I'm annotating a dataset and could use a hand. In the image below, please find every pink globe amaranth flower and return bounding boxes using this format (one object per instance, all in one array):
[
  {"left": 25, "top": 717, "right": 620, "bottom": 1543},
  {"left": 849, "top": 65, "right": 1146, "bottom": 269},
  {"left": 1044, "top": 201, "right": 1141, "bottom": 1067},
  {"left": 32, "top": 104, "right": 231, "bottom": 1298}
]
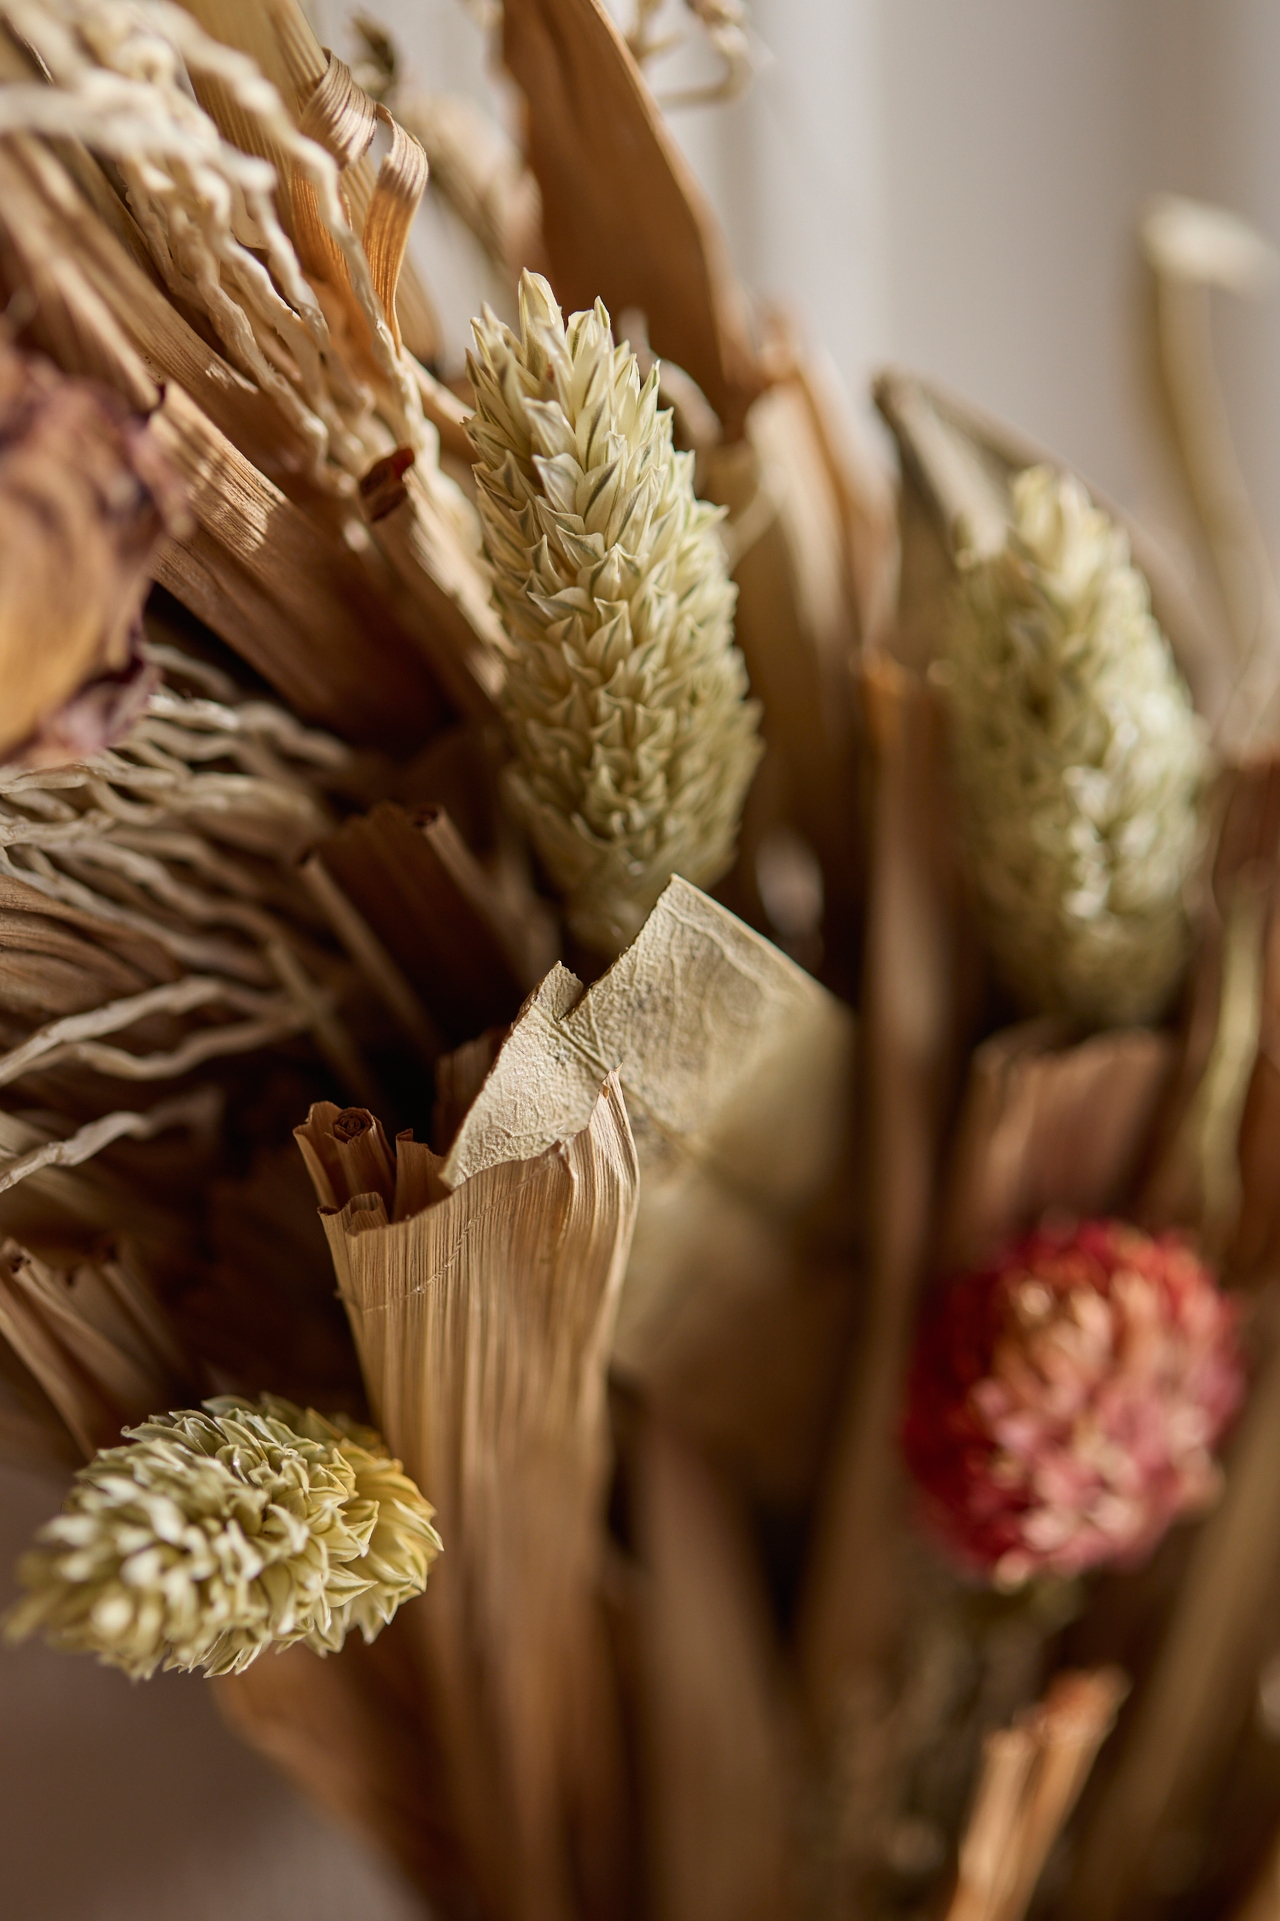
[{"left": 902, "top": 1219, "right": 1244, "bottom": 1589}]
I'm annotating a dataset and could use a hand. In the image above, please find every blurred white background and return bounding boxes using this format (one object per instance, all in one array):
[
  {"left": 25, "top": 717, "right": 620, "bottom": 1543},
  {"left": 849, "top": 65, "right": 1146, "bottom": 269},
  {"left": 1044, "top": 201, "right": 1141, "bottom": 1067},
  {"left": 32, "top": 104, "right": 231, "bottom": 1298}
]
[{"left": 3, "top": 2, "right": 1280, "bottom": 1914}]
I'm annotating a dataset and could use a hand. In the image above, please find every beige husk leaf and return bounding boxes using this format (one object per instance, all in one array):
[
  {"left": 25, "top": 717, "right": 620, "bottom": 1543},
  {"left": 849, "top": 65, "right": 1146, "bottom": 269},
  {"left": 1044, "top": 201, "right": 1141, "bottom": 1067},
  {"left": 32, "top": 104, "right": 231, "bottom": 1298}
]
[
  {"left": 295, "top": 1080, "right": 638, "bottom": 1921},
  {"left": 444, "top": 876, "right": 856, "bottom": 1499}
]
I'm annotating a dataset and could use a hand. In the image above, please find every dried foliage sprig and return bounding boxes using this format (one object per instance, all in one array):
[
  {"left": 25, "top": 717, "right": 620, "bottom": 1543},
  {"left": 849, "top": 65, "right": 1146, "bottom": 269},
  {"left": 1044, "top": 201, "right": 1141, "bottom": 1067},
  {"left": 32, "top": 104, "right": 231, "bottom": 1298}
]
[
  {"left": 946, "top": 464, "right": 1207, "bottom": 1026},
  {"left": 468, "top": 270, "right": 762, "bottom": 950},
  {"left": 4, "top": 1395, "right": 439, "bottom": 1677}
]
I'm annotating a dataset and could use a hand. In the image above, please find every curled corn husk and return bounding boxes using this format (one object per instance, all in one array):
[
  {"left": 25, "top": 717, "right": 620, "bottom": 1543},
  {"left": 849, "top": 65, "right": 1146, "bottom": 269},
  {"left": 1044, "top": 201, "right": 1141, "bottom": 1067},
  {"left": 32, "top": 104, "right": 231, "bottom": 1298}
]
[
  {"left": 946, "top": 464, "right": 1207, "bottom": 1025},
  {"left": 4, "top": 1395, "right": 439, "bottom": 1677},
  {"left": 468, "top": 269, "right": 762, "bottom": 951}
]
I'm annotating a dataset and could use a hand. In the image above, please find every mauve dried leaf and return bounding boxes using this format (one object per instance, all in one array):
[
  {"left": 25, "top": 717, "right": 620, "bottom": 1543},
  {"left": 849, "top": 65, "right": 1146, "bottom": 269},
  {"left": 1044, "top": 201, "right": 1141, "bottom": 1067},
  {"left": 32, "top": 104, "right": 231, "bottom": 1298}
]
[{"left": 0, "top": 337, "right": 185, "bottom": 767}]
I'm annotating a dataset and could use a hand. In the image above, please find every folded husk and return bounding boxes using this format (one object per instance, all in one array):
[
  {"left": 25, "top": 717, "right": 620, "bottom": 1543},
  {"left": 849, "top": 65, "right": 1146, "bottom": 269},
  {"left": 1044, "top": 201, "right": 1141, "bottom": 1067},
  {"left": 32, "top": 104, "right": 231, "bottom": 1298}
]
[
  {"left": 444, "top": 877, "right": 857, "bottom": 1501},
  {"left": 297, "top": 1080, "right": 638, "bottom": 1921}
]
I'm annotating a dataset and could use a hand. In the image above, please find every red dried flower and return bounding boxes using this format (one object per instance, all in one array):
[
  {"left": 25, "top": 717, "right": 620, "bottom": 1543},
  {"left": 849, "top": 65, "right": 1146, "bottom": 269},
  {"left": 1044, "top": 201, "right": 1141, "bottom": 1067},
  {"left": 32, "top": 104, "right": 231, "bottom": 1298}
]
[{"left": 902, "top": 1219, "right": 1244, "bottom": 1588}]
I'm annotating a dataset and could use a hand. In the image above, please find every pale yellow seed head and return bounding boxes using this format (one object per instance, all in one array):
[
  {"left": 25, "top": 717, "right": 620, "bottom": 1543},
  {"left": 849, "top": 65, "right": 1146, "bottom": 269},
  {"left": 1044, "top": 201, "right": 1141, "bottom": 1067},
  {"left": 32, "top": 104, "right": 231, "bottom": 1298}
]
[
  {"left": 468, "top": 270, "right": 762, "bottom": 953},
  {"left": 4, "top": 1397, "right": 440, "bottom": 1678},
  {"left": 946, "top": 464, "right": 1207, "bottom": 1026}
]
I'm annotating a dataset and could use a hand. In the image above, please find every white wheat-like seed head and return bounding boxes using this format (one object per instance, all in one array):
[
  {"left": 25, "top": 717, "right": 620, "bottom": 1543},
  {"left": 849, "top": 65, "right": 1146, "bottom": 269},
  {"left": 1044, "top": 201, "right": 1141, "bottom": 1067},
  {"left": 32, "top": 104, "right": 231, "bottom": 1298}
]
[
  {"left": 467, "top": 270, "right": 762, "bottom": 953},
  {"left": 4, "top": 1396, "right": 440, "bottom": 1677},
  {"left": 946, "top": 463, "right": 1208, "bottom": 1026}
]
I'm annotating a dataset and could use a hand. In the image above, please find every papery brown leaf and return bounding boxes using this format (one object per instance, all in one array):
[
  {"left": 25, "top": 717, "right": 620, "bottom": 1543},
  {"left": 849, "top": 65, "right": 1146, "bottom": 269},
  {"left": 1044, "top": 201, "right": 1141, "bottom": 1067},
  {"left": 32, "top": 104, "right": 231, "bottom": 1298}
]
[
  {"left": 297, "top": 1078, "right": 638, "bottom": 1921},
  {"left": 936, "top": 1020, "right": 1176, "bottom": 1274},
  {"left": 444, "top": 878, "right": 857, "bottom": 1503},
  {"left": 502, "top": 0, "right": 762, "bottom": 440}
]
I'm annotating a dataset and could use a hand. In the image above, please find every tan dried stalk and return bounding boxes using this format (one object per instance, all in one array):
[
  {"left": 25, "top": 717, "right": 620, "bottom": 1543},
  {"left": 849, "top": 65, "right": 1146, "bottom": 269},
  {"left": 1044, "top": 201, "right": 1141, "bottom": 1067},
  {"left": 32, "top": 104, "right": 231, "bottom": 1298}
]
[
  {"left": 296, "top": 1084, "right": 638, "bottom": 1921},
  {"left": 946, "top": 1669, "right": 1127, "bottom": 1921},
  {"left": 625, "top": 1406, "right": 799, "bottom": 1921}
]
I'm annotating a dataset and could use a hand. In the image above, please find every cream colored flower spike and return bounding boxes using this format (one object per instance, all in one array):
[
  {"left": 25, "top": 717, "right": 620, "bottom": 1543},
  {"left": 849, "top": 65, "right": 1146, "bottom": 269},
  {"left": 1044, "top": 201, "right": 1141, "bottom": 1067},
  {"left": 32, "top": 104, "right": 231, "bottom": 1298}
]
[
  {"left": 468, "top": 270, "right": 762, "bottom": 953},
  {"left": 4, "top": 1397, "right": 440, "bottom": 1678},
  {"left": 947, "top": 464, "right": 1207, "bottom": 1026}
]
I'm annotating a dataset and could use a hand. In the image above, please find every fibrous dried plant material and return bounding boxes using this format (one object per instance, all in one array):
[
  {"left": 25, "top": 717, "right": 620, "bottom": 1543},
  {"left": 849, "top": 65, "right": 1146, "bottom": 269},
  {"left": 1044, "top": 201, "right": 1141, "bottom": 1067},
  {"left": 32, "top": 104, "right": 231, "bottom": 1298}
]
[
  {"left": 444, "top": 878, "right": 856, "bottom": 1499},
  {"left": 0, "top": 131, "right": 444, "bottom": 747},
  {"left": 0, "top": 669, "right": 382, "bottom": 1111},
  {"left": 903, "top": 1220, "right": 1243, "bottom": 1589},
  {"left": 625, "top": 1407, "right": 798, "bottom": 1921},
  {"left": 309, "top": 800, "right": 542, "bottom": 1052},
  {"left": 5, "top": 1396, "right": 440, "bottom": 1677},
  {"left": 0, "top": 1, "right": 506, "bottom": 743},
  {"left": 0, "top": 1235, "right": 192, "bottom": 1459},
  {"left": 946, "top": 464, "right": 1207, "bottom": 1027},
  {"left": 502, "top": 0, "right": 763, "bottom": 441},
  {"left": 798, "top": 662, "right": 974, "bottom": 1762},
  {"left": 946, "top": 1668, "right": 1127, "bottom": 1921},
  {"left": 936, "top": 1020, "right": 1177, "bottom": 1274},
  {"left": 1069, "top": 1310, "right": 1280, "bottom": 1921},
  {"left": 0, "top": 338, "right": 185, "bottom": 767},
  {"left": 1140, "top": 196, "right": 1280, "bottom": 750},
  {"left": 297, "top": 1082, "right": 638, "bottom": 1921},
  {"left": 469, "top": 272, "right": 762, "bottom": 951}
]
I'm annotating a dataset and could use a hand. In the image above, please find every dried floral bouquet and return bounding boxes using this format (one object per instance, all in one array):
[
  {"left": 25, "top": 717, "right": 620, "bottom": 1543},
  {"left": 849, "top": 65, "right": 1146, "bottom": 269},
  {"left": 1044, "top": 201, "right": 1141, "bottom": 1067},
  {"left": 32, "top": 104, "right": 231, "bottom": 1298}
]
[{"left": 0, "top": 3, "right": 1278, "bottom": 1920}]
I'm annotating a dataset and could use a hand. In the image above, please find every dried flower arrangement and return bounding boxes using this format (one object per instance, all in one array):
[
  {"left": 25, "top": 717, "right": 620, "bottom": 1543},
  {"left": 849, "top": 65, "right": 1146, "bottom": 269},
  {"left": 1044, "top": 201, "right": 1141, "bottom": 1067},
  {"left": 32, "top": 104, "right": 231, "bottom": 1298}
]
[{"left": 0, "top": 3, "right": 1277, "bottom": 1921}]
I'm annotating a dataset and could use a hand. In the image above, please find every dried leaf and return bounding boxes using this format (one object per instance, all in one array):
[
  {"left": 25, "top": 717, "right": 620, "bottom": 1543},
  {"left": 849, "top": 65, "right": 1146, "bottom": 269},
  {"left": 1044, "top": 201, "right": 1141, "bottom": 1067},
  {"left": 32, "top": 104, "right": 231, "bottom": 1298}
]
[
  {"left": 297, "top": 1079, "right": 638, "bottom": 1921},
  {"left": 502, "top": 0, "right": 762, "bottom": 439},
  {"left": 936, "top": 1021, "right": 1177, "bottom": 1274},
  {"left": 444, "top": 877, "right": 856, "bottom": 1496}
]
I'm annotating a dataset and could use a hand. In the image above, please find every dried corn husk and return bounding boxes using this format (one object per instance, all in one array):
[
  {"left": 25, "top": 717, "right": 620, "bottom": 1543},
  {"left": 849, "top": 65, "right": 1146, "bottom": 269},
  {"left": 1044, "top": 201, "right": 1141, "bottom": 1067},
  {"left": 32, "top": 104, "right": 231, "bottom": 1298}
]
[
  {"left": 296, "top": 1081, "right": 638, "bottom": 1921},
  {"left": 444, "top": 876, "right": 856, "bottom": 1500}
]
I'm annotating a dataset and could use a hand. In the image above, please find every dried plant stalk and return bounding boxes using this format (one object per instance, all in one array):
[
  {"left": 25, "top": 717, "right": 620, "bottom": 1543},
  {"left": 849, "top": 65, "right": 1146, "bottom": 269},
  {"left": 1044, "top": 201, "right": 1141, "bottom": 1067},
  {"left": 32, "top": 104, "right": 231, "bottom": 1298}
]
[
  {"left": 297, "top": 1082, "right": 638, "bottom": 1921},
  {"left": 445, "top": 877, "right": 856, "bottom": 1496},
  {"left": 0, "top": 131, "right": 444, "bottom": 747},
  {"left": 946, "top": 1669, "right": 1127, "bottom": 1921},
  {"left": 625, "top": 1406, "right": 799, "bottom": 1921},
  {"left": 798, "top": 660, "right": 975, "bottom": 1751}
]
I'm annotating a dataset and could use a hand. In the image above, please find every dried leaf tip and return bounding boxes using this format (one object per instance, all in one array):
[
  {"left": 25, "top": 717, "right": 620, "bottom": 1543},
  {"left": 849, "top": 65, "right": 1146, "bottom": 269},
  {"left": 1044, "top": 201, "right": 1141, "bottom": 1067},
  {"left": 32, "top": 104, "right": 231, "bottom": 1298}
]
[
  {"left": 4, "top": 1397, "right": 440, "bottom": 1679},
  {"left": 946, "top": 464, "right": 1207, "bottom": 1026},
  {"left": 467, "top": 270, "right": 763, "bottom": 953}
]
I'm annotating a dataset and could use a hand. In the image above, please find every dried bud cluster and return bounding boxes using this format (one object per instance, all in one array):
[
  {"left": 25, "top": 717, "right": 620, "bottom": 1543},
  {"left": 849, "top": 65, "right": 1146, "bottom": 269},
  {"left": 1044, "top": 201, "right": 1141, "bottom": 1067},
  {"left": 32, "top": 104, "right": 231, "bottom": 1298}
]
[
  {"left": 946, "top": 464, "right": 1206, "bottom": 1026},
  {"left": 903, "top": 1220, "right": 1243, "bottom": 1589},
  {"left": 5, "top": 1398, "right": 440, "bottom": 1677},
  {"left": 468, "top": 271, "right": 762, "bottom": 952}
]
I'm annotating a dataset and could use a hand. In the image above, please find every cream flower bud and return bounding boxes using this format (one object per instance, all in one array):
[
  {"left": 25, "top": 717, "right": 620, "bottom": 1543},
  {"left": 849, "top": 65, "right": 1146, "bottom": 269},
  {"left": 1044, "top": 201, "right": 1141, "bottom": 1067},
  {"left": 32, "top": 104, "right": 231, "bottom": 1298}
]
[
  {"left": 468, "top": 270, "right": 762, "bottom": 953},
  {"left": 946, "top": 464, "right": 1207, "bottom": 1025},
  {"left": 4, "top": 1397, "right": 440, "bottom": 1678}
]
